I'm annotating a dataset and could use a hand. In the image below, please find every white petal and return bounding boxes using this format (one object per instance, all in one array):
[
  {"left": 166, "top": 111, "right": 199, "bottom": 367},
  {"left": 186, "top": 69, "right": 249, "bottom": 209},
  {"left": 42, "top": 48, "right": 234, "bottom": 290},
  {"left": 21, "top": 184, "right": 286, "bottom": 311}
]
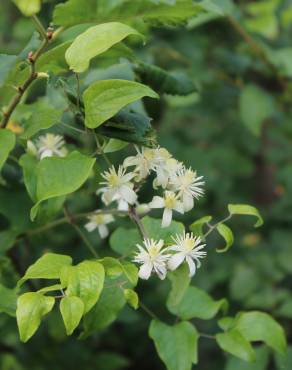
[
  {"left": 138, "top": 262, "right": 153, "bottom": 280},
  {"left": 123, "top": 156, "right": 137, "bottom": 167},
  {"left": 186, "top": 256, "right": 196, "bottom": 277},
  {"left": 118, "top": 199, "right": 129, "bottom": 211},
  {"left": 149, "top": 196, "right": 164, "bottom": 209},
  {"left": 40, "top": 149, "right": 53, "bottom": 159},
  {"left": 85, "top": 221, "right": 97, "bottom": 232},
  {"left": 168, "top": 253, "right": 185, "bottom": 271},
  {"left": 120, "top": 185, "right": 137, "bottom": 204},
  {"left": 98, "top": 225, "right": 109, "bottom": 239},
  {"left": 155, "top": 265, "right": 167, "bottom": 280},
  {"left": 162, "top": 208, "right": 172, "bottom": 228},
  {"left": 183, "top": 193, "right": 194, "bottom": 212},
  {"left": 174, "top": 201, "right": 185, "bottom": 214}
]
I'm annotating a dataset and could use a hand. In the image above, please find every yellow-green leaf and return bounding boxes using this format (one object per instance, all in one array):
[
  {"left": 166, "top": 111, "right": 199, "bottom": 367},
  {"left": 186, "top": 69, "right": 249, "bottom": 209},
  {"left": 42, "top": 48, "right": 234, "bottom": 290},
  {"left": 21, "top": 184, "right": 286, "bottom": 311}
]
[
  {"left": 30, "top": 151, "right": 95, "bottom": 220},
  {"left": 61, "top": 261, "right": 105, "bottom": 314},
  {"left": 16, "top": 292, "right": 54, "bottom": 342},
  {"left": 216, "top": 329, "right": 256, "bottom": 362},
  {"left": 124, "top": 289, "right": 139, "bottom": 309},
  {"left": 13, "top": 0, "right": 41, "bottom": 16},
  {"left": 60, "top": 296, "right": 84, "bottom": 335},
  {"left": 216, "top": 223, "right": 234, "bottom": 253},
  {"left": 65, "top": 22, "right": 143, "bottom": 73},
  {"left": 0, "top": 129, "right": 15, "bottom": 171},
  {"left": 83, "top": 79, "right": 158, "bottom": 128},
  {"left": 228, "top": 204, "right": 264, "bottom": 227}
]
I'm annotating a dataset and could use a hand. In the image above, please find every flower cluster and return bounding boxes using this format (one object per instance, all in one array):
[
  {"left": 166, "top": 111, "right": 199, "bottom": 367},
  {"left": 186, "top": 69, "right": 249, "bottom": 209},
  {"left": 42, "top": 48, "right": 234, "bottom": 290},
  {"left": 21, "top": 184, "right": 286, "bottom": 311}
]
[
  {"left": 95, "top": 146, "right": 204, "bottom": 226},
  {"left": 84, "top": 145, "right": 207, "bottom": 279},
  {"left": 27, "top": 134, "right": 67, "bottom": 160},
  {"left": 134, "top": 232, "right": 206, "bottom": 279}
]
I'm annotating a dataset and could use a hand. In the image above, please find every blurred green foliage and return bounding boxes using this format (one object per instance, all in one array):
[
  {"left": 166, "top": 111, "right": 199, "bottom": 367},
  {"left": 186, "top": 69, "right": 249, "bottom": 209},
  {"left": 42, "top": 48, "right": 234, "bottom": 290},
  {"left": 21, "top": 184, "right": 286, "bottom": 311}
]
[{"left": 1, "top": 0, "right": 292, "bottom": 369}]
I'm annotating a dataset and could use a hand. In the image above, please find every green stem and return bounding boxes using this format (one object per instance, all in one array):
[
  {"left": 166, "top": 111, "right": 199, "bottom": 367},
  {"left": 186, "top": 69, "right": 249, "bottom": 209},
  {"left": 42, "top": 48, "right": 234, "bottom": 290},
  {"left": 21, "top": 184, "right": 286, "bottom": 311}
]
[
  {"left": 24, "top": 209, "right": 126, "bottom": 238},
  {"left": 63, "top": 206, "right": 99, "bottom": 258},
  {"left": 0, "top": 19, "right": 62, "bottom": 128},
  {"left": 94, "top": 133, "right": 112, "bottom": 166},
  {"left": 139, "top": 301, "right": 159, "bottom": 321},
  {"left": 32, "top": 14, "right": 47, "bottom": 39},
  {"left": 203, "top": 214, "right": 232, "bottom": 238}
]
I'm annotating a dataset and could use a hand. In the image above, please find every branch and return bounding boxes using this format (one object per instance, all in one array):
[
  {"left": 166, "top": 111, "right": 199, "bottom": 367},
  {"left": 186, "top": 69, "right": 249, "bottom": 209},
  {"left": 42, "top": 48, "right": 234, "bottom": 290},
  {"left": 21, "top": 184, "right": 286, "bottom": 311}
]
[
  {"left": 128, "top": 206, "right": 148, "bottom": 240},
  {"left": 0, "top": 18, "right": 59, "bottom": 128}
]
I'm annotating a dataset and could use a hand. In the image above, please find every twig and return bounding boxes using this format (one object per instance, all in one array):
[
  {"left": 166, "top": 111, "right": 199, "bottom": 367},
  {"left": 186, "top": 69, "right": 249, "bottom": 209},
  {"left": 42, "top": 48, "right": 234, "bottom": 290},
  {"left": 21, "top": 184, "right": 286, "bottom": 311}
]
[
  {"left": 23, "top": 209, "right": 126, "bottom": 238},
  {"left": 0, "top": 17, "right": 60, "bottom": 128},
  {"left": 139, "top": 301, "right": 159, "bottom": 321},
  {"left": 94, "top": 133, "right": 112, "bottom": 166},
  {"left": 63, "top": 206, "right": 99, "bottom": 258},
  {"left": 128, "top": 206, "right": 148, "bottom": 240},
  {"left": 203, "top": 214, "right": 232, "bottom": 238}
]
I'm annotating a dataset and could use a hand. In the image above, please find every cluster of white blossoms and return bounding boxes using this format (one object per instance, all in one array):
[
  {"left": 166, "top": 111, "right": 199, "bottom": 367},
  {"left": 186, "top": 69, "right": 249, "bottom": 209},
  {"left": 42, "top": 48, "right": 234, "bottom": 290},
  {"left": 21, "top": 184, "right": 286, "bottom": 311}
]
[
  {"left": 134, "top": 232, "right": 206, "bottom": 279},
  {"left": 96, "top": 146, "right": 204, "bottom": 226},
  {"left": 27, "top": 134, "right": 67, "bottom": 160},
  {"left": 84, "top": 145, "right": 207, "bottom": 278}
]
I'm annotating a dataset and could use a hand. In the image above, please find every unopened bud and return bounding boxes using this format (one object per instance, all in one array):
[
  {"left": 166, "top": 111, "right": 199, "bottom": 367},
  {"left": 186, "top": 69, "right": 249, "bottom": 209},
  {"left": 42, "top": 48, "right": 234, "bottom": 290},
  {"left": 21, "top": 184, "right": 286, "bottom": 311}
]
[{"left": 28, "top": 51, "right": 34, "bottom": 63}]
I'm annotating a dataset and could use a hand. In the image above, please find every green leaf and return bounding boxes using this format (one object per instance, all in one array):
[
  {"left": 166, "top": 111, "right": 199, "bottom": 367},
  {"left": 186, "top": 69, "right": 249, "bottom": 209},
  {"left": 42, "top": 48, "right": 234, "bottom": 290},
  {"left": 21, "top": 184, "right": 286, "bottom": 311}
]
[
  {"left": 274, "top": 345, "right": 292, "bottom": 370},
  {"left": 149, "top": 320, "right": 199, "bottom": 370},
  {"left": 142, "top": 216, "right": 185, "bottom": 244},
  {"left": 60, "top": 296, "right": 84, "bottom": 335},
  {"left": 110, "top": 216, "right": 184, "bottom": 255},
  {"left": 13, "top": 0, "right": 41, "bottom": 16},
  {"left": 82, "top": 280, "right": 126, "bottom": 337},
  {"left": 103, "top": 139, "right": 128, "bottom": 153},
  {"left": 167, "top": 286, "right": 228, "bottom": 320},
  {"left": 38, "top": 284, "right": 64, "bottom": 294},
  {"left": 16, "top": 292, "right": 55, "bottom": 342},
  {"left": 216, "top": 223, "right": 234, "bottom": 253},
  {"left": 18, "top": 253, "right": 72, "bottom": 286},
  {"left": 234, "top": 311, "right": 286, "bottom": 354},
  {"left": 61, "top": 261, "right": 105, "bottom": 314},
  {"left": 228, "top": 204, "right": 264, "bottom": 227},
  {"left": 0, "top": 54, "right": 17, "bottom": 86},
  {"left": 0, "top": 284, "right": 17, "bottom": 317},
  {"left": 239, "top": 84, "right": 275, "bottom": 136},
  {"left": 36, "top": 41, "right": 72, "bottom": 74},
  {"left": 53, "top": 0, "right": 201, "bottom": 28},
  {"left": 83, "top": 79, "right": 158, "bottom": 128},
  {"left": 20, "top": 100, "right": 63, "bottom": 139},
  {"left": 98, "top": 110, "right": 156, "bottom": 147},
  {"left": 134, "top": 62, "right": 197, "bottom": 96},
  {"left": 53, "top": 0, "right": 96, "bottom": 27},
  {"left": 216, "top": 329, "right": 256, "bottom": 362},
  {"left": 0, "top": 129, "right": 16, "bottom": 172},
  {"left": 225, "top": 346, "right": 270, "bottom": 370},
  {"left": 189, "top": 215, "right": 212, "bottom": 237},
  {"left": 19, "top": 153, "right": 38, "bottom": 201},
  {"left": 30, "top": 151, "right": 95, "bottom": 220},
  {"left": 65, "top": 22, "right": 142, "bottom": 73},
  {"left": 167, "top": 264, "right": 191, "bottom": 307},
  {"left": 124, "top": 289, "right": 139, "bottom": 309}
]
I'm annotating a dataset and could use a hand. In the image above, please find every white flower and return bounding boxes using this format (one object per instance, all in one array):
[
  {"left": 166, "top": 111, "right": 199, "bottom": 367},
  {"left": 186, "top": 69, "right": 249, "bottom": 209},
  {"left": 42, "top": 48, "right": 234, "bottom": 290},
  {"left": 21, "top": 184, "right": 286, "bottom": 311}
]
[
  {"left": 123, "top": 146, "right": 156, "bottom": 181},
  {"left": 170, "top": 167, "right": 204, "bottom": 212},
  {"left": 27, "top": 134, "right": 67, "bottom": 160},
  {"left": 168, "top": 232, "right": 206, "bottom": 277},
  {"left": 133, "top": 239, "right": 170, "bottom": 280},
  {"left": 98, "top": 165, "right": 137, "bottom": 211},
  {"left": 85, "top": 212, "right": 114, "bottom": 238},
  {"left": 149, "top": 191, "right": 184, "bottom": 228},
  {"left": 153, "top": 157, "right": 183, "bottom": 189}
]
